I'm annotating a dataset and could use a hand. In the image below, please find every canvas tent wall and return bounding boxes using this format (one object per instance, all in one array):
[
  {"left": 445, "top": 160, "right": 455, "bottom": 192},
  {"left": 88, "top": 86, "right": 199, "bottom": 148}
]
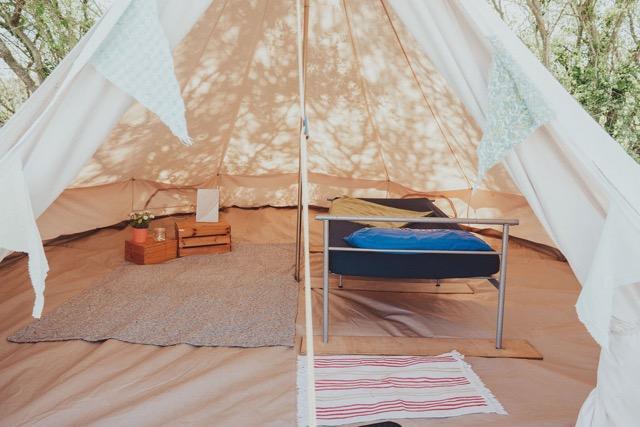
[
  {"left": 29, "top": 0, "right": 529, "bottom": 242},
  {"left": 1, "top": 0, "right": 639, "bottom": 425}
]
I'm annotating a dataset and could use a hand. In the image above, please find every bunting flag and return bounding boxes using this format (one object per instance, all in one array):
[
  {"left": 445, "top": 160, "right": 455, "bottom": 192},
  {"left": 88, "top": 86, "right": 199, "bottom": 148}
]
[
  {"left": 475, "top": 38, "right": 554, "bottom": 186},
  {"left": 91, "top": 0, "right": 192, "bottom": 145}
]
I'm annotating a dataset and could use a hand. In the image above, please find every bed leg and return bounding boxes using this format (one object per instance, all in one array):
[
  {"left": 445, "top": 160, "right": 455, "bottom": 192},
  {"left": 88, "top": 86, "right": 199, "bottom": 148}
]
[
  {"left": 435, "top": 279, "right": 441, "bottom": 287},
  {"left": 496, "top": 224, "right": 510, "bottom": 349},
  {"left": 338, "top": 275, "right": 343, "bottom": 289},
  {"left": 323, "top": 220, "right": 330, "bottom": 344}
]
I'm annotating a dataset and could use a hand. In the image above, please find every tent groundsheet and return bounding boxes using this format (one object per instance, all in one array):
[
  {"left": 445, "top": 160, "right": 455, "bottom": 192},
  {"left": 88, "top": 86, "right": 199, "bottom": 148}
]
[{"left": 0, "top": 208, "right": 598, "bottom": 426}]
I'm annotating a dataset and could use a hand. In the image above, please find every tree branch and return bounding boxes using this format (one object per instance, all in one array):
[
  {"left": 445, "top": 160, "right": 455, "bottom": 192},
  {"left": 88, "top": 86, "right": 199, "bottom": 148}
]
[
  {"left": 0, "top": 36, "right": 36, "bottom": 93},
  {"left": 605, "top": 0, "right": 632, "bottom": 63},
  {"left": 526, "top": 0, "right": 551, "bottom": 66},
  {"left": 490, "top": 0, "right": 506, "bottom": 20},
  {"left": 549, "top": 2, "right": 569, "bottom": 34},
  {"left": 10, "top": 0, "right": 26, "bottom": 27},
  {"left": 0, "top": 8, "right": 49, "bottom": 82}
]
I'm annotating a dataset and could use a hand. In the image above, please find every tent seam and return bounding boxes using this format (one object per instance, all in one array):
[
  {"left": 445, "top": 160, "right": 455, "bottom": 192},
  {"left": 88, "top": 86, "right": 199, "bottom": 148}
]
[
  {"left": 215, "top": 0, "right": 271, "bottom": 180},
  {"left": 342, "top": 0, "right": 391, "bottom": 195},
  {"left": 380, "top": 0, "right": 473, "bottom": 190}
]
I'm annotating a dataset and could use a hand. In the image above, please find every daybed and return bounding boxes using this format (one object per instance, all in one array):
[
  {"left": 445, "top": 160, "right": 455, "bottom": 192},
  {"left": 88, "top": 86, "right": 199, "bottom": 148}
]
[{"left": 316, "top": 197, "right": 518, "bottom": 349}]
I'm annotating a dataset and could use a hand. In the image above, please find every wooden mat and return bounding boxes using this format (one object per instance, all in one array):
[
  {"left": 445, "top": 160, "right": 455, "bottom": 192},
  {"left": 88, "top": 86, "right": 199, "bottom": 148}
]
[{"left": 299, "top": 335, "right": 543, "bottom": 360}]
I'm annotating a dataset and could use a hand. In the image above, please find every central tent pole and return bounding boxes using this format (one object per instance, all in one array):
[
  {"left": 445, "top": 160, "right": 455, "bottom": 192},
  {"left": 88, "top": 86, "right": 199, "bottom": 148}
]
[
  {"left": 296, "top": 0, "right": 316, "bottom": 426},
  {"left": 295, "top": 159, "right": 303, "bottom": 282},
  {"left": 295, "top": 0, "right": 309, "bottom": 283}
]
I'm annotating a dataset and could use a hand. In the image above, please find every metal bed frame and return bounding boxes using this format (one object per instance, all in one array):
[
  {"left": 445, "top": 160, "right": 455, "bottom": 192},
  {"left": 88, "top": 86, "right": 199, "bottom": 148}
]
[{"left": 315, "top": 215, "right": 519, "bottom": 349}]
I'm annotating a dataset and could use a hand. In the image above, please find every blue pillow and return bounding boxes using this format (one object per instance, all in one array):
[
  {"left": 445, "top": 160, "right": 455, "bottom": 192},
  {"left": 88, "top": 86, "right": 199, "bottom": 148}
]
[{"left": 344, "top": 228, "right": 493, "bottom": 252}]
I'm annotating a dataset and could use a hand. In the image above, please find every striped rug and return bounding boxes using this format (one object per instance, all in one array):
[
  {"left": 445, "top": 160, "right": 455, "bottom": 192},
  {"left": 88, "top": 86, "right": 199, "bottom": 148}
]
[{"left": 297, "top": 351, "right": 506, "bottom": 426}]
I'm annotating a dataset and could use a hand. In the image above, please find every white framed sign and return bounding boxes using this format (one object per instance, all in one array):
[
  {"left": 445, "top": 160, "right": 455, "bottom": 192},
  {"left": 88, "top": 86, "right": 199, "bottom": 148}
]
[{"left": 196, "top": 189, "right": 219, "bottom": 222}]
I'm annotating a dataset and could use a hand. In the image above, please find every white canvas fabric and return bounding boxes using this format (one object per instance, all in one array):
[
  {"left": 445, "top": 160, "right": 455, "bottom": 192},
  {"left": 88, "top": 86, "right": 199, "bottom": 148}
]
[
  {"left": 0, "top": 154, "right": 48, "bottom": 317},
  {"left": 1, "top": 0, "right": 639, "bottom": 424},
  {"left": 388, "top": 1, "right": 640, "bottom": 424}
]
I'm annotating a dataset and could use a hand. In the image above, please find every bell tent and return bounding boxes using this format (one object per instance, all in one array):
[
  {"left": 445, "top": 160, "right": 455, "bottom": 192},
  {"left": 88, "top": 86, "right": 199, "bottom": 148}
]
[{"left": 1, "top": 1, "right": 639, "bottom": 426}]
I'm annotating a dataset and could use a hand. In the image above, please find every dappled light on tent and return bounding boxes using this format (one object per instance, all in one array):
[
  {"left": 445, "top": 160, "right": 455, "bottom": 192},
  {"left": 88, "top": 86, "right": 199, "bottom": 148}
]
[
  {"left": 346, "top": 0, "right": 469, "bottom": 190},
  {"left": 217, "top": 0, "right": 299, "bottom": 177},
  {"left": 72, "top": 0, "right": 300, "bottom": 187},
  {"left": 70, "top": 0, "right": 515, "bottom": 199},
  {"left": 305, "top": 0, "right": 387, "bottom": 181}
]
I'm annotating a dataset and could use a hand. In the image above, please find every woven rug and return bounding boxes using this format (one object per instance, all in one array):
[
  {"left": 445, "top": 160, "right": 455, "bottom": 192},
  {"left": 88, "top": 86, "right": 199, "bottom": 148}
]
[
  {"left": 9, "top": 244, "right": 298, "bottom": 348},
  {"left": 297, "top": 352, "right": 506, "bottom": 426}
]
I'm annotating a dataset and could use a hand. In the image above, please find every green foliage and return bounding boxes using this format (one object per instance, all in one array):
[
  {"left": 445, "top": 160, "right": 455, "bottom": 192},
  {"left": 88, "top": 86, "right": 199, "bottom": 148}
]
[
  {"left": 0, "top": 77, "right": 25, "bottom": 122},
  {"left": 556, "top": 45, "right": 640, "bottom": 158},
  {"left": 0, "top": 0, "right": 102, "bottom": 121},
  {"left": 129, "top": 211, "right": 155, "bottom": 229},
  {"left": 490, "top": 0, "right": 640, "bottom": 162}
]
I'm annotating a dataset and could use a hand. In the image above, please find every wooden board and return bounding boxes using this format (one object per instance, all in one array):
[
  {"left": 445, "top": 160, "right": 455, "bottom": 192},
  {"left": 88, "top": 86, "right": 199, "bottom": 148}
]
[
  {"left": 179, "top": 244, "right": 231, "bottom": 257},
  {"left": 125, "top": 239, "right": 177, "bottom": 265},
  {"left": 180, "top": 234, "right": 231, "bottom": 248},
  {"left": 175, "top": 220, "right": 230, "bottom": 238},
  {"left": 310, "top": 245, "right": 324, "bottom": 253},
  {"left": 310, "top": 277, "right": 474, "bottom": 294},
  {"left": 299, "top": 335, "right": 543, "bottom": 360}
]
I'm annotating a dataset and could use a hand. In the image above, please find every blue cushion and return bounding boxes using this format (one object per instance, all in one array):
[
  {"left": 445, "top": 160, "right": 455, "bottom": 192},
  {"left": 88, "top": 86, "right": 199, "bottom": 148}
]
[{"left": 344, "top": 227, "right": 493, "bottom": 252}]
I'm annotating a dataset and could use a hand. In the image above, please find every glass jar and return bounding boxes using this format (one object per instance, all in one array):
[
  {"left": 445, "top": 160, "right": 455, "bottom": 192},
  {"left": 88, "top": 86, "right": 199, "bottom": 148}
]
[{"left": 153, "top": 227, "right": 166, "bottom": 242}]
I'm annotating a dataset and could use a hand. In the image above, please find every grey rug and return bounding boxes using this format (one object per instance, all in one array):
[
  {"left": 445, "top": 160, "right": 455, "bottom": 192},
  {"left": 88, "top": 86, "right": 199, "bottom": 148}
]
[{"left": 9, "top": 244, "right": 298, "bottom": 348}]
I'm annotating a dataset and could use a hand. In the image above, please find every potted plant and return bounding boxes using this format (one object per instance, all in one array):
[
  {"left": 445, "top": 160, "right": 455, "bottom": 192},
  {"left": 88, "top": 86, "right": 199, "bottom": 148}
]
[{"left": 129, "top": 211, "right": 155, "bottom": 244}]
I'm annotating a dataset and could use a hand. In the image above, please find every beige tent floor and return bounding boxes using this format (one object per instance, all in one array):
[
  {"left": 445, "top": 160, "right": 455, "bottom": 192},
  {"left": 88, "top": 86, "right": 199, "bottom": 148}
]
[{"left": 0, "top": 208, "right": 598, "bottom": 426}]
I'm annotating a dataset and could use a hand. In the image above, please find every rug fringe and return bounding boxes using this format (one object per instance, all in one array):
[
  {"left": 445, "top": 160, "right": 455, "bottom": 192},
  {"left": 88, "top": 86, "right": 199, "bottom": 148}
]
[{"left": 451, "top": 350, "right": 508, "bottom": 415}]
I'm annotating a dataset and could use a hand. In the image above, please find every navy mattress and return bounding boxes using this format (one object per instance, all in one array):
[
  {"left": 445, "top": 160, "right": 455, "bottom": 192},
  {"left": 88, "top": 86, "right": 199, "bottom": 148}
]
[{"left": 328, "top": 198, "right": 500, "bottom": 279}]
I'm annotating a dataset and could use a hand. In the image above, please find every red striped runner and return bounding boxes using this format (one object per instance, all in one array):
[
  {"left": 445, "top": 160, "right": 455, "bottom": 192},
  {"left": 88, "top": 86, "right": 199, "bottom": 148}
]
[{"left": 298, "top": 351, "right": 506, "bottom": 426}]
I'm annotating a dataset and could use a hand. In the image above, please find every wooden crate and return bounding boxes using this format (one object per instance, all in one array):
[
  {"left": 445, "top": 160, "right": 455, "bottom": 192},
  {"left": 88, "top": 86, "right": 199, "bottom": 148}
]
[
  {"left": 175, "top": 219, "right": 231, "bottom": 257},
  {"left": 125, "top": 239, "right": 177, "bottom": 265}
]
